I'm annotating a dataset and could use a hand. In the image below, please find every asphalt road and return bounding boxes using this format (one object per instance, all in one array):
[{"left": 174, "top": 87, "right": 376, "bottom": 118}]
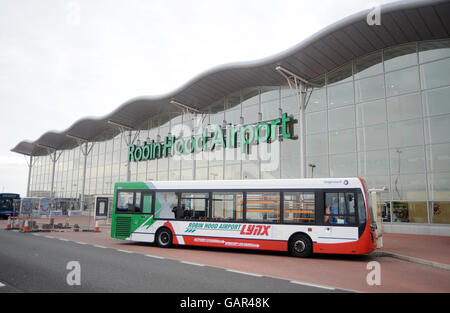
[{"left": 0, "top": 229, "right": 347, "bottom": 293}]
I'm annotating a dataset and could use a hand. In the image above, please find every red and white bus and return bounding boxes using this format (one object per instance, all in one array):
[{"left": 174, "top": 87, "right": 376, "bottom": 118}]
[{"left": 111, "top": 178, "right": 377, "bottom": 257}]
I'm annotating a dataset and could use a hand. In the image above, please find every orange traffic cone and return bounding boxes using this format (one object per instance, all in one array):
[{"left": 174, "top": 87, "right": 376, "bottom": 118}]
[
  {"left": 6, "top": 215, "right": 11, "bottom": 229},
  {"left": 94, "top": 219, "right": 100, "bottom": 232},
  {"left": 22, "top": 216, "right": 29, "bottom": 232}
]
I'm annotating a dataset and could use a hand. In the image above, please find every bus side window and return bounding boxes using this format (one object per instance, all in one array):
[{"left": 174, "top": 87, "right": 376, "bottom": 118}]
[{"left": 142, "top": 194, "right": 153, "bottom": 214}]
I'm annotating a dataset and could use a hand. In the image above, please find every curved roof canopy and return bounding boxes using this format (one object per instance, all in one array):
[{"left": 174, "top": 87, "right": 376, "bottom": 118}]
[{"left": 12, "top": 0, "right": 450, "bottom": 156}]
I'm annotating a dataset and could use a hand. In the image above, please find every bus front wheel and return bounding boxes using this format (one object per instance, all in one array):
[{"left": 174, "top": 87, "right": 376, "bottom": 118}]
[
  {"left": 156, "top": 228, "right": 173, "bottom": 248},
  {"left": 289, "top": 234, "right": 312, "bottom": 258}
]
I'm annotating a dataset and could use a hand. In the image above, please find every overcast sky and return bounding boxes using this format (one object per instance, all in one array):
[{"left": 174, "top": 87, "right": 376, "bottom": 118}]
[{"left": 0, "top": 0, "right": 396, "bottom": 195}]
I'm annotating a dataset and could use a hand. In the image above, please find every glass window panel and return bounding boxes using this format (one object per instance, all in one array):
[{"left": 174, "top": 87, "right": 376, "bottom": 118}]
[
  {"left": 261, "top": 100, "right": 280, "bottom": 121},
  {"left": 426, "top": 143, "right": 450, "bottom": 173},
  {"left": 305, "top": 88, "right": 326, "bottom": 113},
  {"left": 431, "top": 201, "right": 450, "bottom": 224},
  {"left": 241, "top": 104, "right": 259, "bottom": 125},
  {"left": 180, "top": 168, "right": 193, "bottom": 180},
  {"left": 211, "top": 192, "right": 244, "bottom": 221},
  {"left": 388, "top": 119, "right": 424, "bottom": 148},
  {"left": 391, "top": 174, "right": 427, "bottom": 201},
  {"left": 385, "top": 67, "right": 420, "bottom": 97},
  {"left": 306, "top": 111, "right": 327, "bottom": 134},
  {"left": 419, "top": 40, "right": 450, "bottom": 63},
  {"left": 260, "top": 87, "right": 279, "bottom": 103},
  {"left": 225, "top": 108, "right": 241, "bottom": 125},
  {"left": 329, "top": 153, "right": 357, "bottom": 177},
  {"left": 387, "top": 93, "right": 422, "bottom": 122},
  {"left": 306, "top": 155, "right": 329, "bottom": 178},
  {"left": 390, "top": 146, "right": 425, "bottom": 175},
  {"left": 424, "top": 114, "right": 450, "bottom": 145},
  {"left": 328, "top": 106, "right": 355, "bottom": 131},
  {"left": 261, "top": 167, "right": 280, "bottom": 179},
  {"left": 355, "top": 74, "right": 385, "bottom": 103},
  {"left": 327, "top": 62, "right": 353, "bottom": 85},
  {"left": 422, "top": 85, "right": 450, "bottom": 117},
  {"left": 384, "top": 44, "right": 417, "bottom": 72},
  {"left": 329, "top": 129, "right": 356, "bottom": 154},
  {"left": 306, "top": 133, "right": 328, "bottom": 156},
  {"left": 224, "top": 162, "right": 241, "bottom": 180},
  {"left": 364, "top": 176, "right": 391, "bottom": 201},
  {"left": 195, "top": 167, "right": 208, "bottom": 180},
  {"left": 209, "top": 165, "right": 223, "bottom": 180},
  {"left": 280, "top": 94, "right": 299, "bottom": 115},
  {"left": 428, "top": 173, "right": 450, "bottom": 201},
  {"left": 327, "top": 81, "right": 354, "bottom": 108},
  {"left": 358, "top": 124, "right": 387, "bottom": 151},
  {"left": 355, "top": 51, "right": 383, "bottom": 79},
  {"left": 358, "top": 150, "right": 389, "bottom": 176},
  {"left": 284, "top": 192, "right": 315, "bottom": 224},
  {"left": 356, "top": 99, "right": 386, "bottom": 127},
  {"left": 242, "top": 161, "right": 259, "bottom": 180},
  {"left": 281, "top": 157, "right": 300, "bottom": 179},
  {"left": 246, "top": 192, "right": 280, "bottom": 223},
  {"left": 420, "top": 58, "right": 450, "bottom": 90},
  {"left": 392, "top": 201, "right": 428, "bottom": 223}
]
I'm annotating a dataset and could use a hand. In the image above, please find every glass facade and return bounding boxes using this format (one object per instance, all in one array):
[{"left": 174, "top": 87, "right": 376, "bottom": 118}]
[{"left": 29, "top": 39, "right": 450, "bottom": 225}]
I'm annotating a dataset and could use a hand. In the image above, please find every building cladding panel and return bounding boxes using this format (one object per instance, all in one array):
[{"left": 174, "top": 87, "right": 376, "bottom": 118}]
[{"left": 12, "top": 0, "right": 450, "bottom": 229}]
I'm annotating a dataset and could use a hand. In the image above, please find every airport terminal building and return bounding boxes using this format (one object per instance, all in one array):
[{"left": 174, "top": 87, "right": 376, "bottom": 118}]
[{"left": 12, "top": 0, "right": 450, "bottom": 235}]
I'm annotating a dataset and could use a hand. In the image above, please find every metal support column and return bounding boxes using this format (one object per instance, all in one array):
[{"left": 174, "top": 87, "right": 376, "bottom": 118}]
[
  {"left": 25, "top": 155, "right": 37, "bottom": 197},
  {"left": 107, "top": 120, "right": 139, "bottom": 182},
  {"left": 275, "top": 66, "right": 313, "bottom": 179},
  {"left": 67, "top": 134, "right": 94, "bottom": 229}
]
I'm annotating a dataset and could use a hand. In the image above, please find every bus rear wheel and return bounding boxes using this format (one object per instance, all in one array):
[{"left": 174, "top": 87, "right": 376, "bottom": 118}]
[
  {"left": 156, "top": 228, "right": 173, "bottom": 248},
  {"left": 289, "top": 234, "right": 312, "bottom": 258}
]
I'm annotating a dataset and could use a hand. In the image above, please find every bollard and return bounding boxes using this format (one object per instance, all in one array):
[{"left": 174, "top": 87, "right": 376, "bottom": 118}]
[
  {"left": 22, "top": 216, "right": 29, "bottom": 232},
  {"left": 94, "top": 219, "right": 100, "bottom": 232}
]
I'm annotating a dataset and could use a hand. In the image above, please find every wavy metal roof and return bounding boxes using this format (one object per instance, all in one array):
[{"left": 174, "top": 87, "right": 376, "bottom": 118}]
[{"left": 12, "top": 0, "right": 450, "bottom": 156}]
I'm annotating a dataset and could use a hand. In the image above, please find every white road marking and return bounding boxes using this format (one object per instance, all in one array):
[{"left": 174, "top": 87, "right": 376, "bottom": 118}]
[
  {"left": 180, "top": 260, "right": 205, "bottom": 267},
  {"left": 44, "top": 235, "right": 54, "bottom": 239},
  {"left": 75, "top": 241, "right": 87, "bottom": 245},
  {"left": 290, "top": 280, "right": 336, "bottom": 291},
  {"left": 58, "top": 238, "right": 70, "bottom": 242},
  {"left": 93, "top": 244, "right": 107, "bottom": 248},
  {"left": 145, "top": 254, "right": 165, "bottom": 259},
  {"left": 226, "top": 269, "right": 263, "bottom": 277},
  {"left": 116, "top": 249, "right": 133, "bottom": 253},
  {"left": 0, "top": 282, "right": 5, "bottom": 288}
]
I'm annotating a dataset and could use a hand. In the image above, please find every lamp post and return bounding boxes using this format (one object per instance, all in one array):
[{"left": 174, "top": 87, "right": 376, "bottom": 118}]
[{"left": 308, "top": 163, "right": 316, "bottom": 178}]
